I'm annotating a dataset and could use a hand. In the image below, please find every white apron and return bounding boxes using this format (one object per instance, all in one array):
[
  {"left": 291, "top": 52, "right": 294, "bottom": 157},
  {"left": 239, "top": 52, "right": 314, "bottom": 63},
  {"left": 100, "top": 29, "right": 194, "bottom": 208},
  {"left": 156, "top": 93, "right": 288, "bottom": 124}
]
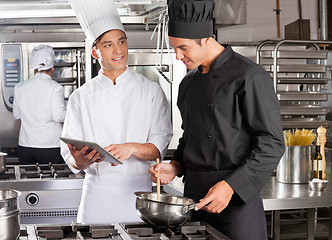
[{"left": 77, "top": 166, "right": 151, "bottom": 224}]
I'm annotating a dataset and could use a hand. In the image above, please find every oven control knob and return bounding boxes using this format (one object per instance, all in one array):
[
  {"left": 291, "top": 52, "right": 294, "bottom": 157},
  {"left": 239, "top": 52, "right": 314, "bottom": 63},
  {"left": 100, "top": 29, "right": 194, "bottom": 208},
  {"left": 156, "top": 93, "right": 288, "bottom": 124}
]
[{"left": 26, "top": 193, "right": 39, "bottom": 206}]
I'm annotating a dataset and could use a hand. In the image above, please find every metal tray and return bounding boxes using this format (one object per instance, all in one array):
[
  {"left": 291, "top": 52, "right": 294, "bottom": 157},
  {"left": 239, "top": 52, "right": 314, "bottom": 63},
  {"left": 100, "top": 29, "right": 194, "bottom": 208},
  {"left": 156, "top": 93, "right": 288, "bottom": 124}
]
[
  {"left": 260, "top": 50, "right": 328, "bottom": 59},
  {"left": 54, "top": 62, "right": 76, "bottom": 67},
  {"left": 277, "top": 92, "right": 328, "bottom": 101},
  {"left": 53, "top": 77, "right": 76, "bottom": 83},
  {"left": 277, "top": 78, "right": 329, "bottom": 84},
  {"left": 281, "top": 117, "right": 328, "bottom": 129},
  {"left": 265, "top": 65, "right": 327, "bottom": 73},
  {"left": 280, "top": 105, "right": 327, "bottom": 116}
]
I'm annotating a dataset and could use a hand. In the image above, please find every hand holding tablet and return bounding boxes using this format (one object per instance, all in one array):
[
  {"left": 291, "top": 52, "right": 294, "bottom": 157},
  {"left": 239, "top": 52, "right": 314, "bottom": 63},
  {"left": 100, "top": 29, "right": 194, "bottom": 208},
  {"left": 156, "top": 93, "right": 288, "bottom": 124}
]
[{"left": 60, "top": 137, "right": 123, "bottom": 165}]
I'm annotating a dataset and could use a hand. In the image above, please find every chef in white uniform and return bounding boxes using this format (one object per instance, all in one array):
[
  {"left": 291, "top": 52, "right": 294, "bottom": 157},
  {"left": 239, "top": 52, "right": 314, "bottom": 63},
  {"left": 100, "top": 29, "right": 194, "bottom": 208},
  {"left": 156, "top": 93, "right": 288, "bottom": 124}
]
[
  {"left": 13, "top": 44, "right": 66, "bottom": 165},
  {"left": 61, "top": 0, "right": 172, "bottom": 224}
]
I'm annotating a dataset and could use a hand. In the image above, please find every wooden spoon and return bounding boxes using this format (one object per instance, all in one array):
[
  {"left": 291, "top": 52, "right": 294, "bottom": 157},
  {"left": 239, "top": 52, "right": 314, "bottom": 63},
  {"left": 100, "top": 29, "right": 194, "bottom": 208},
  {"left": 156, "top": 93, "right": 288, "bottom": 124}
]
[{"left": 156, "top": 158, "right": 160, "bottom": 201}]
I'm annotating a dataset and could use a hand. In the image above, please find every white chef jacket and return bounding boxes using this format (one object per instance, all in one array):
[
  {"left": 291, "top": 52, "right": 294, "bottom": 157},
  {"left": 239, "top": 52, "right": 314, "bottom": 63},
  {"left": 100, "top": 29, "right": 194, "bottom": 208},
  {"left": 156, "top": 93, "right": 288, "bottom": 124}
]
[
  {"left": 13, "top": 73, "right": 66, "bottom": 148},
  {"left": 61, "top": 68, "right": 172, "bottom": 223}
]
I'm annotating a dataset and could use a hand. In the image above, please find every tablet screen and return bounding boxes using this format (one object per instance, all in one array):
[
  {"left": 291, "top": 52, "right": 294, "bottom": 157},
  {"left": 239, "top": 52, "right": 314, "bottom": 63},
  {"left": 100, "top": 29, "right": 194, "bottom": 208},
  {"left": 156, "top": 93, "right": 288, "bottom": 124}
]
[{"left": 60, "top": 137, "right": 122, "bottom": 165}]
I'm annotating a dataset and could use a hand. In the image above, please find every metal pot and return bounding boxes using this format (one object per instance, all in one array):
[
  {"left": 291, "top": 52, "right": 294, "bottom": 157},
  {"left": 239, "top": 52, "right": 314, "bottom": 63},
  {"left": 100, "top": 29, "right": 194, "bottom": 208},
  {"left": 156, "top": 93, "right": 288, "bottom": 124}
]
[
  {"left": 0, "top": 189, "right": 20, "bottom": 240},
  {"left": 134, "top": 192, "right": 197, "bottom": 228},
  {"left": 0, "top": 152, "right": 7, "bottom": 174}
]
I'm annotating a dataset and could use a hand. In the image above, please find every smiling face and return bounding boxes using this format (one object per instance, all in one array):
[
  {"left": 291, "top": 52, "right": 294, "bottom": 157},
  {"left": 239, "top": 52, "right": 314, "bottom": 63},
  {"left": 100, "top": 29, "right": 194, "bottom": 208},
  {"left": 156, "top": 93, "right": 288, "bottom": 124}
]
[
  {"left": 93, "top": 29, "right": 128, "bottom": 80},
  {"left": 169, "top": 36, "right": 209, "bottom": 71}
]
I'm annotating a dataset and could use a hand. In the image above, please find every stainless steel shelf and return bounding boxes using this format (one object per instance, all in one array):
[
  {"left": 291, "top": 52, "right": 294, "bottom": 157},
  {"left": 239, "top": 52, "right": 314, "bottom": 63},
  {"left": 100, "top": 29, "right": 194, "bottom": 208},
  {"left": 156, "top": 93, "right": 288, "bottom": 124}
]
[
  {"left": 257, "top": 40, "right": 332, "bottom": 129},
  {"left": 280, "top": 106, "right": 327, "bottom": 115},
  {"left": 277, "top": 92, "right": 328, "bottom": 101},
  {"left": 277, "top": 78, "right": 329, "bottom": 84},
  {"left": 281, "top": 118, "right": 328, "bottom": 128},
  {"left": 260, "top": 50, "right": 328, "bottom": 59},
  {"left": 265, "top": 64, "right": 327, "bottom": 73}
]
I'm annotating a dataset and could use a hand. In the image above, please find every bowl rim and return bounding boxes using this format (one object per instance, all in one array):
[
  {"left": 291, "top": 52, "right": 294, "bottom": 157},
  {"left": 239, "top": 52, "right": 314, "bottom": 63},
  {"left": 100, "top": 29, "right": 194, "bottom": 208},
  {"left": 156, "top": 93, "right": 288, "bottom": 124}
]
[{"left": 134, "top": 191, "right": 196, "bottom": 206}]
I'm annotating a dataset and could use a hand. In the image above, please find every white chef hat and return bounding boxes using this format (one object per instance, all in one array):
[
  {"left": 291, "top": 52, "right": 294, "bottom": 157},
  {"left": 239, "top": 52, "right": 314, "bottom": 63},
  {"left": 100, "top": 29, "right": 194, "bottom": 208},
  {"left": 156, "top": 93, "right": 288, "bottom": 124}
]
[
  {"left": 30, "top": 44, "right": 55, "bottom": 71},
  {"left": 68, "top": 0, "right": 125, "bottom": 49}
]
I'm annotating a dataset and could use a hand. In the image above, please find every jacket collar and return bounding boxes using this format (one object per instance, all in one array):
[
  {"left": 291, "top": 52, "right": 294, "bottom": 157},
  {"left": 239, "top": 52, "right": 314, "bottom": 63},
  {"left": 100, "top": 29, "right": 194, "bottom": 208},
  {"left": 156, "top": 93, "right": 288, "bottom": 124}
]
[
  {"left": 98, "top": 67, "right": 132, "bottom": 86},
  {"left": 198, "top": 44, "right": 233, "bottom": 73}
]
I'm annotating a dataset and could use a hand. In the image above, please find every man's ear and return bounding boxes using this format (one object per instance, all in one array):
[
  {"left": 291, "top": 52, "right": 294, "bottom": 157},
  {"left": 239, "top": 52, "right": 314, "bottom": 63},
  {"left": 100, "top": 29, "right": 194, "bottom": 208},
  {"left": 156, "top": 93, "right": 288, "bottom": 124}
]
[
  {"left": 91, "top": 48, "right": 99, "bottom": 59},
  {"left": 202, "top": 38, "right": 209, "bottom": 47}
]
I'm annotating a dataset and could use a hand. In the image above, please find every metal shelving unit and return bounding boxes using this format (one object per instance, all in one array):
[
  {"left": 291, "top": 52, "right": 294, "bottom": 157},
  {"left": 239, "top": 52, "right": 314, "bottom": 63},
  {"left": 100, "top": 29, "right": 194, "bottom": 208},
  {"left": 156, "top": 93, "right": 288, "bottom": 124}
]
[{"left": 257, "top": 40, "right": 332, "bottom": 129}]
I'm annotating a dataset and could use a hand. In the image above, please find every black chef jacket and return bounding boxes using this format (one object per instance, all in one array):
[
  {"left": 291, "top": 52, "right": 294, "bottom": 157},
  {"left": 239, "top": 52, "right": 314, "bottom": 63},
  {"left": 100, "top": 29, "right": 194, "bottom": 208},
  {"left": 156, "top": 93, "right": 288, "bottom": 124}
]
[{"left": 173, "top": 45, "right": 285, "bottom": 203}]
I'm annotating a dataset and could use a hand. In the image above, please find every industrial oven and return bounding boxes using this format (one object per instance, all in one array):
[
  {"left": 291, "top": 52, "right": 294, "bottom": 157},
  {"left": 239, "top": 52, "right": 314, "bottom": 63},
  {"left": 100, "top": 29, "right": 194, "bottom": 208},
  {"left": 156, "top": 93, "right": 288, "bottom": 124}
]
[{"left": 0, "top": 42, "right": 85, "bottom": 154}]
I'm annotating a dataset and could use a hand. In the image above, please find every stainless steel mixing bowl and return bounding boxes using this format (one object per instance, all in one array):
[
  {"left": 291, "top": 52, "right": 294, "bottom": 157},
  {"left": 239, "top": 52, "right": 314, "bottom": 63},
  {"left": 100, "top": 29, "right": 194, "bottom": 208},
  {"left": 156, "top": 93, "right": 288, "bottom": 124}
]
[{"left": 135, "top": 192, "right": 197, "bottom": 228}]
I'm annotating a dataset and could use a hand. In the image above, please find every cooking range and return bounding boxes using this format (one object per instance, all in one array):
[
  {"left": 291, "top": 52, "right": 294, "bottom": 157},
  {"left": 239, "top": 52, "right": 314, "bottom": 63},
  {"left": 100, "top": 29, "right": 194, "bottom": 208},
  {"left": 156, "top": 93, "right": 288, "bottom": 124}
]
[
  {"left": 1, "top": 164, "right": 230, "bottom": 239},
  {"left": 18, "top": 221, "right": 230, "bottom": 239},
  {"left": 0, "top": 163, "right": 84, "bottom": 224}
]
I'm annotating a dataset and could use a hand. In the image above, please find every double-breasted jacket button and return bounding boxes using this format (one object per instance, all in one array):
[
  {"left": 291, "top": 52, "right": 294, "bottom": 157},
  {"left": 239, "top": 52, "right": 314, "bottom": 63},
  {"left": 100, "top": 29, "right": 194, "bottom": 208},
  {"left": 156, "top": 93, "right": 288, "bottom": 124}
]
[
  {"left": 207, "top": 103, "right": 213, "bottom": 108},
  {"left": 207, "top": 134, "right": 213, "bottom": 139},
  {"left": 188, "top": 105, "right": 192, "bottom": 111},
  {"left": 188, "top": 134, "right": 192, "bottom": 140}
]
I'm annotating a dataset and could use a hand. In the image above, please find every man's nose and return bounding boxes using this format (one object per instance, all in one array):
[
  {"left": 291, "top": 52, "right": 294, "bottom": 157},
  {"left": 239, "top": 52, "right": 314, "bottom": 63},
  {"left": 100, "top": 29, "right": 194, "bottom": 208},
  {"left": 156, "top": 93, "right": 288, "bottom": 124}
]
[
  {"left": 175, "top": 49, "right": 183, "bottom": 60},
  {"left": 113, "top": 44, "right": 121, "bottom": 54}
]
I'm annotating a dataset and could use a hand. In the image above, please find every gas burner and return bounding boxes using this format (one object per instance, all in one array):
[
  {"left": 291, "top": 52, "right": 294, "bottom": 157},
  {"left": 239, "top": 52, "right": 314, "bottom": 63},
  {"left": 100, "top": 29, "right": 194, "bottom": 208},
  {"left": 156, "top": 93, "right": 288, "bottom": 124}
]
[
  {"left": 0, "top": 165, "right": 15, "bottom": 180},
  {"left": 18, "top": 221, "right": 230, "bottom": 240},
  {"left": 121, "top": 221, "right": 230, "bottom": 240},
  {"left": 19, "top": 163, "right": 78, "bottom": 179},
  {"left": 0, "top": 163, "right": 82, "bottom": 180},
  {"left": 34, "top": 224, "right": 122, "bottom": 240}
]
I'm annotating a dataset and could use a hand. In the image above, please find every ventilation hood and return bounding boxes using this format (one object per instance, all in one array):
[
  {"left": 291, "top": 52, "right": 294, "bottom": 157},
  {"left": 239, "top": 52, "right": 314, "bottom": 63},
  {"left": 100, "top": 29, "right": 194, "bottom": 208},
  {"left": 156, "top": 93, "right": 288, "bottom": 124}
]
[
  {"left": 0, "top": 0, "right": 167, "bottom": 26},
  {"left": 214, "top": 0, "right": 247, "bottom": 27},
  {"left": 0, "top": 0, "right": 246, "bottom": 26}
]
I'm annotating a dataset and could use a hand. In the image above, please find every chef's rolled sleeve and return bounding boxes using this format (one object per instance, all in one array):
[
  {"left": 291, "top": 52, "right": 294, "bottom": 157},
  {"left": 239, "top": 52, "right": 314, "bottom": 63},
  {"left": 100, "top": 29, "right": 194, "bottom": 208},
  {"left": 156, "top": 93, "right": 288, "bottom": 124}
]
[{"left": 147, "top": 83, "right": 173, "bottom": 159}]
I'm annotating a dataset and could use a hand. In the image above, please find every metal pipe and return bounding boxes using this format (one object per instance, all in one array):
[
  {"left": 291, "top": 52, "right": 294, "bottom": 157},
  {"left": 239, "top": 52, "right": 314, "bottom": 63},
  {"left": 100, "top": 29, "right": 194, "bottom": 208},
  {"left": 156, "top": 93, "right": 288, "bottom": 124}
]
[
  {"left": 275, "top": 0, "right": 281, "bottom": 38},
  {"left": 298, "top": 0, "right": 303, "bottom": 40},
  {"left": 319, "top": 0, "right": 328, "bottom": 40}
]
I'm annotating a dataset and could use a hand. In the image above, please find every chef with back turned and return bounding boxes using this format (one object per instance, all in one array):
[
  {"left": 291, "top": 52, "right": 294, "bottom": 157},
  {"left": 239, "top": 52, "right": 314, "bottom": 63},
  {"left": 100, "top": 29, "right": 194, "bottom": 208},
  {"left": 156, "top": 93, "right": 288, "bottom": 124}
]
[
  {"left": 13, "top": 44, "right": 66, "bottom": 165},
  {"left": 61, "top": 0, "right": 172, "bottom": 223},
  {"left": 149, "top": 0, "right": 285, "bottom": 239}
]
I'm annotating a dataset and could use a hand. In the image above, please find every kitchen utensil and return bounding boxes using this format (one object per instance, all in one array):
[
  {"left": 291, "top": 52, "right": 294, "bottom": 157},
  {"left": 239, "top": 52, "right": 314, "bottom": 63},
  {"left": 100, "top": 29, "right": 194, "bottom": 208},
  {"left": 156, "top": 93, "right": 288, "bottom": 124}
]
[
  {"left": 308, "top": 179, "right": 328, "bottom": 191},
  {"left": 276, "top": 145, "right": 311, "bottom": 183},
  {"left": 156, "top": 158, "right": 160, "bottom": 201},
  {"left": 135, "top": 191, "right": 197, "bottom": 228},
  {"left": 0, "top": 152, "right": 7, "bottom": 174},
  {"left": 0, "top": 188, "right": 21, "bottom": 240},
  {"left": 317, "top": 126, "right": 326, "bottom": 179}
]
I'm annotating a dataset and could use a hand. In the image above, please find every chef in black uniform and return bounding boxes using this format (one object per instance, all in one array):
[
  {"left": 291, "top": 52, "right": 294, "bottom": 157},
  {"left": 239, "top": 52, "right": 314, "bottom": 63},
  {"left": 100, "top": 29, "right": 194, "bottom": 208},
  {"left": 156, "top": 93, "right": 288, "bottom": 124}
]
[{"left": 149, "top": 0, "right": 285, "bottom": 239}]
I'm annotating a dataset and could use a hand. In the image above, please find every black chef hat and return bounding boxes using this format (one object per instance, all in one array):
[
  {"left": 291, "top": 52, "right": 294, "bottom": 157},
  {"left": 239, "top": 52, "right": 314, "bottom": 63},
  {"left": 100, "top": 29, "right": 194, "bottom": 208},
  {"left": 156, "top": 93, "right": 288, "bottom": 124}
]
[{"left": 167, "top": 0, "right": 214, "bottom": 39}]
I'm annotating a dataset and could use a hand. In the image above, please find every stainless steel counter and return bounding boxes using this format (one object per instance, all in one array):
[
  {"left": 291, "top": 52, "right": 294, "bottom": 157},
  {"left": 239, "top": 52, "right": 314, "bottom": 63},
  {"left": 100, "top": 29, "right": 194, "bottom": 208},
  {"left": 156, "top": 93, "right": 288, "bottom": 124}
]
[
  {"left": 262, "top": 175, "right": 332, "bottom": 211},
  {"left": 164, "top": 175, "right": 332, "bottom": 210},
  {"left": 163, "top": 175, "right": 332, "bottom": 240}
]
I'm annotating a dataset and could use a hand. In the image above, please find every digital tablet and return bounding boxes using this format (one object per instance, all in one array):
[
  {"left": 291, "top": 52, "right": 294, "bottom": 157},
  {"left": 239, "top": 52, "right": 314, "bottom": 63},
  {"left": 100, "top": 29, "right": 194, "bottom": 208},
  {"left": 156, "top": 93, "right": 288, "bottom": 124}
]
[{"left": 60, "top": 137, "right": 122, "bottom": 165}]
